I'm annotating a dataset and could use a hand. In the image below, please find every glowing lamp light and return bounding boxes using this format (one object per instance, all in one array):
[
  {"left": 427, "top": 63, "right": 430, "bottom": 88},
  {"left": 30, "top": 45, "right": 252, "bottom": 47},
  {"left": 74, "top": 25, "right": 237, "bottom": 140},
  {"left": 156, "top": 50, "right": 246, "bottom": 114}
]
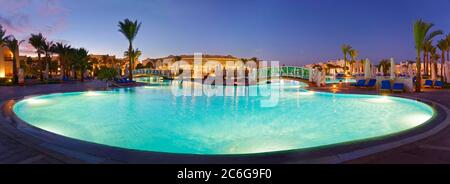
[
  {"left": 366, "top": 96, "right": 392, "bottom": 103},
  {"left": 298, "top": 91, "right": 315, "bottom": 96},
  {"left": 25, "top": 98, "right": 49, "bottom": 106},
  {"left": 84, "top": 91, "right": 103, "bottom": 96},
  {"left": 332, "top": 84, "right": 337, "bottom": 89}
]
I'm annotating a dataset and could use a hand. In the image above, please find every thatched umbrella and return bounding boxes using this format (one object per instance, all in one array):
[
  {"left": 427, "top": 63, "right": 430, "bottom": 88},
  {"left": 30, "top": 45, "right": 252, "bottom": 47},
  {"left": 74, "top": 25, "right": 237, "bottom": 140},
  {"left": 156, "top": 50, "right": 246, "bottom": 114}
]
[
  {"left": 364, "top": 59, "right": 371, "bottom": 79},
  {"left": 390, "top": 58, "right": 396, "bottom": 80}
]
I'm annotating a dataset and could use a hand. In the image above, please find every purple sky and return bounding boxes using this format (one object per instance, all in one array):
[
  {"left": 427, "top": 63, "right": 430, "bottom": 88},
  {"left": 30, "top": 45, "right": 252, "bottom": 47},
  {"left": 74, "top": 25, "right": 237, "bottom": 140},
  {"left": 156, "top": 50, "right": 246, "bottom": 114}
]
[{"left": 1, "top": 0, "right": 450, "bottom": 66}]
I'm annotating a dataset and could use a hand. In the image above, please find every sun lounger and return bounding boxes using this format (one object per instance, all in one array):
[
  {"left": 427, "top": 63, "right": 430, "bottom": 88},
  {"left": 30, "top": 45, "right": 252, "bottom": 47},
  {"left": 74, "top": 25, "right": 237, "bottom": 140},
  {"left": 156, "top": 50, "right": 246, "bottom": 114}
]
[
  {"left": 434, "top": 81, "right": 444, "bottom": 89},
  {"left": 380, "top": 80, "right": 391, "bottom": 91},
  {"left": 424, "top": 80, "right": 433, "bottom": 88},
  {"left": 392, "top": 83, "right": 404, "bottom": 92},
  {"left": 352, "top": 79, "right": 366, "bottom": 87},
  {"left": 364, "top": 79, "right": 376, "bottom": 88}
]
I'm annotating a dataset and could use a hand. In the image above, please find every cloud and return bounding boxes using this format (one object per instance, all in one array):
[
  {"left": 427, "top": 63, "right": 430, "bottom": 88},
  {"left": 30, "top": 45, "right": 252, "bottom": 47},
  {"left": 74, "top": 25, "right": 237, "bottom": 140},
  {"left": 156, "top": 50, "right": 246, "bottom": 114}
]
[
  {"left": 0, "top": 0, "right": 68, "bottom": 55},
  {"left": 0, "top": 0, "right": 67, "bottom": 37}
]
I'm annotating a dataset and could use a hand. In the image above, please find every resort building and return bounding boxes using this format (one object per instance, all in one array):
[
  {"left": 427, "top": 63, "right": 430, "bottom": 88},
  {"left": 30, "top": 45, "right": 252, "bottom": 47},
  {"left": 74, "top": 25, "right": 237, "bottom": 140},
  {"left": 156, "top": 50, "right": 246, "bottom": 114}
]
[
  {"left": 89, "top": 54, "right": 119, "bottom": 69},
  {"left": 153, "top": 55, "right": 259, "bottom": 69},
  {"left": 0, "top": 46, "right": 19, "bottom": 78},
  {"left": 145, "top": 55, "right": 261, "bottom": 77}
]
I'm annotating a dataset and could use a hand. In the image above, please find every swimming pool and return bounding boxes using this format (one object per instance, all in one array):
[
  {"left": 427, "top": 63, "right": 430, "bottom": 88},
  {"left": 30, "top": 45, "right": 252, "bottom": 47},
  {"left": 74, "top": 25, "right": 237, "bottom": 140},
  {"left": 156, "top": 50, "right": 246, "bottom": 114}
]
[{"left": 13, "top": 80, "right": 434, "bottom": 155}]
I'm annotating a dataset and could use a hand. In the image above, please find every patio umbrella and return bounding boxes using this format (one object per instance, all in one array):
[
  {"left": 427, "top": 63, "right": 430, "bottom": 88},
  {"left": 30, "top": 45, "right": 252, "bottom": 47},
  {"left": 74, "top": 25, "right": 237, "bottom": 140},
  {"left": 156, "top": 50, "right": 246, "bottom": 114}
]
[
  {"left": 408, "top": 64, "right": 414, "bottom": 78},
  {"left": 364, "top": 59, "right": 371, "bottom": 79},
  {"left": 380, "top": 65, "right": 384, "bottom": 76},
  {"left": 315, "top": 70, "right": 321, "bottom": 86},
  {"left": 125, "top": 65, "right": 129, "bottom": 77},
  {"left": 321, "top": 70, "right": 326, "bottom": 85},
  {"left": 390, "top": 58, "right": 396, "bottom": 80}
]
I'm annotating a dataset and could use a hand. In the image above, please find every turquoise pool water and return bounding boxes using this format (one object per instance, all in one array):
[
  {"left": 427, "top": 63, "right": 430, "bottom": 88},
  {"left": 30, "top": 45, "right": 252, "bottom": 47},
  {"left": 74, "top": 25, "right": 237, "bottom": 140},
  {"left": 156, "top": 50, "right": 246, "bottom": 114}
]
[{"left": 13, "top": 80, "right": 434, "bottom": 155}]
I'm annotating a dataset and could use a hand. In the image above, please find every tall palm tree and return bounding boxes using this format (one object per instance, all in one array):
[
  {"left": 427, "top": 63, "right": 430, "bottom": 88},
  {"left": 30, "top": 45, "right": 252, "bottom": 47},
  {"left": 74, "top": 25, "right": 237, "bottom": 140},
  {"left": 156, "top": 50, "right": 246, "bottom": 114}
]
[
  {"left": 422, "top": 41, "right": 432, "bottom": 75},
  {"left": 42, "top": 41, "right": 54, "bottom": 79},
  {"left": 118, "top": 19, "right": 141, "bottom": 81},
  {"left": 29, "top": 33, "right": 46, "bottom": 81},
  {"left": 437, "top": 39, "right": 449, "bottom": 81},
  {"left": 429, "top": 46, "right": 439, "bottom": 79},
  {"left": 348, "top": 49, "right": 359, "bottom": 74},
  {"left": 413, "top": 19, "right": 442, "bottom": 92},
  {"left": 4, "top": 36, "right": 24, "bottom": 84},
  {"left": 341, "top": 44, "right": 352, "bottom": 74},
  {"left": 52, "top": 42, "right": 71, "bottom": 80},
  {"left": 425, "top": 29, "right": 443, "bottom": 75}
]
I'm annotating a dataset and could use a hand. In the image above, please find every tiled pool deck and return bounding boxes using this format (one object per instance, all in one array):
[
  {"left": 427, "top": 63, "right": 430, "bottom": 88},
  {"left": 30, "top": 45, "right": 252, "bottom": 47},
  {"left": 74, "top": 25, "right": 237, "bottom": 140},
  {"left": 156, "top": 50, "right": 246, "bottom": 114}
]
[
  {"left": 306, "top": 83, "right": 450, "bottom": 164},
  {"left": 1, "top": 79, "right": 450, "bottom": 164},
  {"left": 0, "top": 81, "right": 107, "bottom": 164}
]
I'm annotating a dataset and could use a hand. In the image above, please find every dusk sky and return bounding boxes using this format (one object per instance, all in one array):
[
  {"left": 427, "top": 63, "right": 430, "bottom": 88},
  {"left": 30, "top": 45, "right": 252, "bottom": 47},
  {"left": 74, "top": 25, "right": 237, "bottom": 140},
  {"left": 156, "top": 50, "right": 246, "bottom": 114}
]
[{"left": 1, "top": 0, "right": 450, "bottom": 65}]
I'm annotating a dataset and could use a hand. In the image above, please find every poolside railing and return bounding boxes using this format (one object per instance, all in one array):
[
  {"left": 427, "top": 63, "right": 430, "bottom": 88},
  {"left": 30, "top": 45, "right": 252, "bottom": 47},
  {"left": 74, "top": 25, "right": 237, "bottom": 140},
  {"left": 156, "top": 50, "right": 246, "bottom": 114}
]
[
  {"left": 132, "top": 66, "right": 310, "bottom": 80},
  {"left": 279, "top": 66, "right": 310, "bottom": 80}
]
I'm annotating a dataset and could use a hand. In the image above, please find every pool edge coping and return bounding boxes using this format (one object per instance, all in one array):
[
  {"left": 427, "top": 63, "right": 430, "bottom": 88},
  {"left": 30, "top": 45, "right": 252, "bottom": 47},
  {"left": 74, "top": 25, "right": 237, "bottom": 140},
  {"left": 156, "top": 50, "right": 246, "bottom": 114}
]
[{"left": 1, "top": 90, "right": 449, "bottom": 164}]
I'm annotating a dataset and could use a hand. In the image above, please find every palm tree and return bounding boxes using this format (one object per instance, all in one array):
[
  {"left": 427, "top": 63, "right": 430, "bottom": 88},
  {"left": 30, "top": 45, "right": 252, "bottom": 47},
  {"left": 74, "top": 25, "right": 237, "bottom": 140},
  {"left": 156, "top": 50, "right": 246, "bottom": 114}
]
[
  {"left": 446, "top": 34, "right": 450, "bottom": 61},
  {"left": 73, "top": 48, "right": 91, "bottom": 82},
  {"left": 378, "top": 59, "right": 391, "bottom": 75},
  {"left": 423, "top": 41, "right": 432, "bottom": 75},
  {"left": 413, "top": 19, "right": 442, "bottom": 92},
  {"left": 118, "top": 19, "right": 142, "bottom": 81},
  {"left": 29, "top": 33, "right": 46, "bottom": 81},
  {"left": 437, "top": 39, "right": 448, "bottom": 81},
  {"left": 341, "top": 44, "right": 352, "bottom": 74},
  {"left": 124, "top": 48, "right": 142, "bottom": 70},
  {"left": 348, "top": 49, "right": 359, "bottom": 74},
  {"left": 4, "top": 36, "right": 24, "bottom": 84},
  {"left": 0, "top": 25, "right": 7, "bottom": 46},
  {"left": 429, "top": 46, "right": 439, "bottom": 79},
  {"left": 66, "top": 48, "right": 78, "bottom": 79},
  {"left": 42, "top": 41, "right": 54, "bottom": 79},
  {"left": 52, "top": 42, "right": 71, "bottom": 80}
]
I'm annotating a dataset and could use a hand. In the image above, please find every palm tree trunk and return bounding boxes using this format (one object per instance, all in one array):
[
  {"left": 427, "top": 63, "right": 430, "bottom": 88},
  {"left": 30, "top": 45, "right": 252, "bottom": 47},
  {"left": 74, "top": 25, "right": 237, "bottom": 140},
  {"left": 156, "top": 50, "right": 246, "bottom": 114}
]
[
  {"left": 38, "top": 53, "right": 43, "bottom": 81},
  {"left": 80, "top": 69, "right": 84, "bottom": 82},
  {"left": 442, "top": 52, "right": 445, "bottom": 81},
  {"left": 423, "top": 52, "right": 427, "bottom": 76},
  {"left": 128, "top": 42, "right": 133, "bottom": 81},
  {"left": 416, "top": 51, "right": 422, "bottom": 92},
  {"left": 45, "top": 55, "right": 49, "bottom": 80},
  {"left": 12, "top": 55, "right": 18, "bottom": 85},
  {"left": 60, "top": 58, "right": 64, "bottom": 80},
  {"left": 343, "top": 55, "right": 347, "bottom": 74}
]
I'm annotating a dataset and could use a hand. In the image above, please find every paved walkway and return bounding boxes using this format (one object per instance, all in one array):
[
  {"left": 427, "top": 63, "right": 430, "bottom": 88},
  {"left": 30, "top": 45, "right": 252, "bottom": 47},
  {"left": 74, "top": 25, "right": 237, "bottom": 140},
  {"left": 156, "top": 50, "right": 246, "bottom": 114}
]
[
  {"left": 307, "top": 84, "right": 450, "bottom": 163},
  {"left": 0, "top": 80, "right": 107, "bottom": 164}
]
